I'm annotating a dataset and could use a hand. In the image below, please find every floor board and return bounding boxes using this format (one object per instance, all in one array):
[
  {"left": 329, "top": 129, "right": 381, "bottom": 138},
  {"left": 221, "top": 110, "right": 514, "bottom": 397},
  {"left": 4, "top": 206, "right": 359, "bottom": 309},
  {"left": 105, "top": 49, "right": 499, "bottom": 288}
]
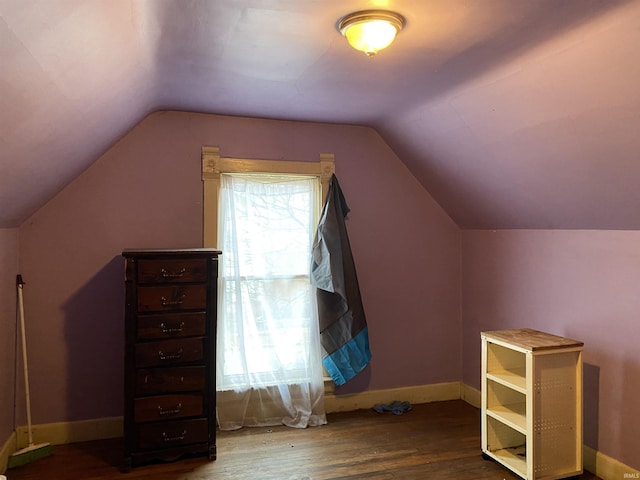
[{"left": 6, "top": 400, "right": 601, "bottom": 479}]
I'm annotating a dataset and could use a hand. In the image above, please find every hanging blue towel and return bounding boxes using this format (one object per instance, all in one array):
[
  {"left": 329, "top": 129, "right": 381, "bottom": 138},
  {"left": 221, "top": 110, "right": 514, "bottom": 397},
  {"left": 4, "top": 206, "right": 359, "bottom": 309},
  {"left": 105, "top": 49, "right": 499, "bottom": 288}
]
[{"left": 311, "top": 174, "right": 371, "bottom": 386}]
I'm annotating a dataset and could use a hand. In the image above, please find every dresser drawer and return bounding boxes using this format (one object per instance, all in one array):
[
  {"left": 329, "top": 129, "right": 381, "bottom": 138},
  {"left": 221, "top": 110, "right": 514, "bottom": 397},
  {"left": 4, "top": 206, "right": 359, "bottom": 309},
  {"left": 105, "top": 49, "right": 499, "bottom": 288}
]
[
  {"left": 137, "top": 418, "right": 209, "bottom": 451},
  {"left": 138, "top": 258, "right": 208, "bottom": 284},
  {"left": 137, "top": 285, "right": 207, "bottom": 312},
  {"left": 135, "top": 338, "right": 204, "bottom": 367},
  {"left": 136, "top": 366, "right": 206, "bottom": 395},
  {"left": 134, "top": 394, "right": 203, "bottom": 423},
  {"left": 137, "top": 313, "right": 206, "bottom": 340}
]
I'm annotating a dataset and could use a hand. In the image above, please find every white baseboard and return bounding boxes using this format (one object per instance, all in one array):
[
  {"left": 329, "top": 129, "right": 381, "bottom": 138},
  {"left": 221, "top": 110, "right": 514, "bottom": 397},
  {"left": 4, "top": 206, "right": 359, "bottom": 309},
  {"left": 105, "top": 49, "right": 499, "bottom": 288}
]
[
  {"left": 460, "top": 383, "right": 481, "bottom": 409},
  {"left": 5, "top": 383, "right": 638, "bottom": 480},
  {"left": 15, "top": 416, "right": 122, "bottom": 449},
  {"left": 324, "top": 381, "right": 461, "bottom": 413},
  {"left": 0, "top": 431, "right": 16, "bottom": 474},
  {"left": 459, "top": 383, "right": 639, "bottom": 480},
  {"left": 12, "top": 382, "right": 461, "bottom": 449},
  {"left": 584, "top": 445, "right": 640, "bottom": 479},
  {"left": 12, "top": 383, "right": 459, "bottom": 450}
]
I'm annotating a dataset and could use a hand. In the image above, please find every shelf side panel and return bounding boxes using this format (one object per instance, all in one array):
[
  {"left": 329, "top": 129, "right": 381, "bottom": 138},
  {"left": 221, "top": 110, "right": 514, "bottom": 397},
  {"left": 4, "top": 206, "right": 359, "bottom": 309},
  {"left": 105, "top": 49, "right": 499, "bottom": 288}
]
[{"left": 533, "top": 350, "right": 583, "bottom": 478}]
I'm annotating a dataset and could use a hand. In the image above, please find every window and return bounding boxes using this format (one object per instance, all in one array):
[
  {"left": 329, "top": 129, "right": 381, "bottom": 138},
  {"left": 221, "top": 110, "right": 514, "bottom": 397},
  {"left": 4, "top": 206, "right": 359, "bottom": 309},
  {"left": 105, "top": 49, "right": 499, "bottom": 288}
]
[
  {"left": 202, "top": 146, "right": 335, "bottom": 247},
  {"left": 201, "top": 147, "right": 334, "bottom": 429},
  {"left": 217, "top": 173, "right": 320, "bottom": 390}
]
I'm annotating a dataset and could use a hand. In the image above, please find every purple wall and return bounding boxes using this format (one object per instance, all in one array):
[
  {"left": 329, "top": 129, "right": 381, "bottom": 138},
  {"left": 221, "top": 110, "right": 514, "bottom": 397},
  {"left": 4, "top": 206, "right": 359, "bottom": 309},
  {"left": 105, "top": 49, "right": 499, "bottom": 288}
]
[
  {"left": 7, "top": 110, "right": 638, "bottom": 470},
  {"left": 16, "top": 111, "right": 461, "bottom": 425},
  {"left": 0, "top": 229, "right": 18, "bottom": 445},
  {"left": 462, "top": 229, "right": 640, "bottom": 470}
]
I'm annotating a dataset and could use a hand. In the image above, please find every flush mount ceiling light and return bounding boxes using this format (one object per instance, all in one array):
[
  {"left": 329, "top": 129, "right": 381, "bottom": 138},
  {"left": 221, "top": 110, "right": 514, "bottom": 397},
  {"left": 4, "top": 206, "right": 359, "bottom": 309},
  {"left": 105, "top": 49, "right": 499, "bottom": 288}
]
[{"left": 338, "top": 10, "right": 405, "bottom": 57}]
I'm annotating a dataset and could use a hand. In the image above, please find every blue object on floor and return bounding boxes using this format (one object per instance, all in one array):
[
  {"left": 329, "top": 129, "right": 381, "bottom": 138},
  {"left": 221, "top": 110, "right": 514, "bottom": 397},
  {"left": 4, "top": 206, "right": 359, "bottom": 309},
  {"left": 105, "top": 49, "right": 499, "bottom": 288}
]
[{"left": 373, "top": 400, "right": 412, "bottom": 415}]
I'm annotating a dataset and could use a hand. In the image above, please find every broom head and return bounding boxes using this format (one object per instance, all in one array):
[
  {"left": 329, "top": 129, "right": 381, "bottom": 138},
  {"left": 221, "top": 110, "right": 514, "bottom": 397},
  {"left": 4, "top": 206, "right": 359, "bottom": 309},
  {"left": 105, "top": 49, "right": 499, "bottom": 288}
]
[{"left": 7, "top": 442, "right": 53, "bottom": 469}]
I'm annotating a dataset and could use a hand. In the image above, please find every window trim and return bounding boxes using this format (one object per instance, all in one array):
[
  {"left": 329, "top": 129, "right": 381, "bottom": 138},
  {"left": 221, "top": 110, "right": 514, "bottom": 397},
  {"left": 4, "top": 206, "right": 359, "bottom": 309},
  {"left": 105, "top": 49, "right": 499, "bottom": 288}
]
[{"left": 201, "top": 146, "right": 335, "bottom": 248}]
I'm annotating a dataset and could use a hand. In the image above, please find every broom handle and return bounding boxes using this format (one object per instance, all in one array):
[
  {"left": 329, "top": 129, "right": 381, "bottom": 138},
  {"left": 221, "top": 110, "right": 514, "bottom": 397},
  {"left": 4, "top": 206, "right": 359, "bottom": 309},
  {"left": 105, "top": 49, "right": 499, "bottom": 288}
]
[{"left": 16, "top": 275, "right": 34, "bottom": 447}]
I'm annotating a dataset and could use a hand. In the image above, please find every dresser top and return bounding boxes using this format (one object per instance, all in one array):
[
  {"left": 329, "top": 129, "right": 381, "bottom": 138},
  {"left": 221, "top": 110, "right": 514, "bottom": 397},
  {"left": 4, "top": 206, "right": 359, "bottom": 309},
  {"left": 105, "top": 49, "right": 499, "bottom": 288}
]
[
  {"left": 122, "top": 248, "right": 221, "bottom": 256},
  {"left": 482, "top": 328, "right": 583, "bottom": 351}
]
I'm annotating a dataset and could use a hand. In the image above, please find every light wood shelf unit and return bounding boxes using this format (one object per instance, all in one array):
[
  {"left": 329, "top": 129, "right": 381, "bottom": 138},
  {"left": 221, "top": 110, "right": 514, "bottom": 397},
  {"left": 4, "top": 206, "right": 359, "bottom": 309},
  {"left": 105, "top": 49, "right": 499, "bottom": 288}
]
[{"left": 481, "top": 328, "right": 583, "bottom": 480}]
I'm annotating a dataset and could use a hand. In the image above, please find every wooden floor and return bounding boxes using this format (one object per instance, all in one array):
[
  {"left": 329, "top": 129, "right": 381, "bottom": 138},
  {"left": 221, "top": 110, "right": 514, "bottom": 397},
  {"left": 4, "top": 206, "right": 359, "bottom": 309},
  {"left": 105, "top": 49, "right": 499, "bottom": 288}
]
[{"left": 6, "top": 400, "right": 601, "bottom": 480}]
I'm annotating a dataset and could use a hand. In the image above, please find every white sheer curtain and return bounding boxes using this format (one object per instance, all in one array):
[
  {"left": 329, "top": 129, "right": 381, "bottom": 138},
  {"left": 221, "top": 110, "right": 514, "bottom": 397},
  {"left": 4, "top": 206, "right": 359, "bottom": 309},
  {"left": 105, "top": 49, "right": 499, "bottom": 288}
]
[{"left": 216, "top": 173, "right": 327, "bottom": 430}]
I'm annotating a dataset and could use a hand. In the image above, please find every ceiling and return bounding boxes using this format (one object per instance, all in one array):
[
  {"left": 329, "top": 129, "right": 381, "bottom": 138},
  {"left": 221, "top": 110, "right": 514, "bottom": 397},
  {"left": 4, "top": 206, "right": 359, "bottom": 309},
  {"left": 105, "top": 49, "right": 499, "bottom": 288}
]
[{"left": 2, "top": 0, "right": 640, "bottom": 229}]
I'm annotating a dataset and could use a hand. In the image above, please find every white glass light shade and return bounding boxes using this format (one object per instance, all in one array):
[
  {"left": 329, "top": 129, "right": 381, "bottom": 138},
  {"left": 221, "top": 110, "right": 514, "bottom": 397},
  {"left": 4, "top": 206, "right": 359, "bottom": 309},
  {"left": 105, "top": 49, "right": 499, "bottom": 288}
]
[{"left": 339, "top": 10, "right": 405, "bottom": 57}]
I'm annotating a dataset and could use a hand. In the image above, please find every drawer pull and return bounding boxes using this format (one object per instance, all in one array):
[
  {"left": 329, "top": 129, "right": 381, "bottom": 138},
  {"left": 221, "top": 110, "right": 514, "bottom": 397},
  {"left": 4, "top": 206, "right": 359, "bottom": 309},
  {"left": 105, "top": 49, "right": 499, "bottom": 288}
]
[
  {"left": 158, "top": 348, "right": 183, "bottom": 361},
  {"left": 160, "top": 321, "right": 185, "bottom": 334},
  {"left": 158, "top": 403, "right": 183, "bottom": 416},
  {"left": 143, "top": 374, "right": 186, "bottom": 385},
  {"left": 162, "top": 430, "right": 187, "bottom": 442},
  {"left": 161, "top": 267, "right": 186, "bottom": 279},
  {"left": 161, "top": 293, "right": 186, "bottom": 307}
]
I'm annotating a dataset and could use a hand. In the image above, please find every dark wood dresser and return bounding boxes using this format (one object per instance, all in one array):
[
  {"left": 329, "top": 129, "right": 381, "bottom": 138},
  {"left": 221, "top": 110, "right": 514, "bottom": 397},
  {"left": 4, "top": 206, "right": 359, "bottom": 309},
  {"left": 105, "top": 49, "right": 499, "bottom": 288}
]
[{"left": 122, "top": 248, "right": 220, "bottom": 470}]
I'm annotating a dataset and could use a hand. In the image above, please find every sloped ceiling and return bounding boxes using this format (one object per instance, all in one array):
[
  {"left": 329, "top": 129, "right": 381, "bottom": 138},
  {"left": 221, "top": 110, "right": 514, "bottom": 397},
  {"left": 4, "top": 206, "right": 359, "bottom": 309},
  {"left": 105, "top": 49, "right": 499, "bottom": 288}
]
[{"left": 2, "top": 0, "right": 639, "bottom": 229}]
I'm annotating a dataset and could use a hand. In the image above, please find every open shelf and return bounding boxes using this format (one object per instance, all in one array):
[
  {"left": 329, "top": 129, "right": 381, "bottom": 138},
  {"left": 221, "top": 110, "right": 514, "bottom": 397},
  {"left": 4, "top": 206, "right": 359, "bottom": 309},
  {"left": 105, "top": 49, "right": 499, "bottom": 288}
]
[
  {"left": 487, "top": 402, "right": 527, "bottom": 434},
  {"left": 486, "top": 368, "right": 526, "bottom": 393},
  {"left": 482, "top": 329, "right": 583, "bottom": 479},
  {"left": 490, "top": 446, "right": 527, "bottom": 478},
  {"left": 486, "top": 378, "right": 526, "bottom": 433}
]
